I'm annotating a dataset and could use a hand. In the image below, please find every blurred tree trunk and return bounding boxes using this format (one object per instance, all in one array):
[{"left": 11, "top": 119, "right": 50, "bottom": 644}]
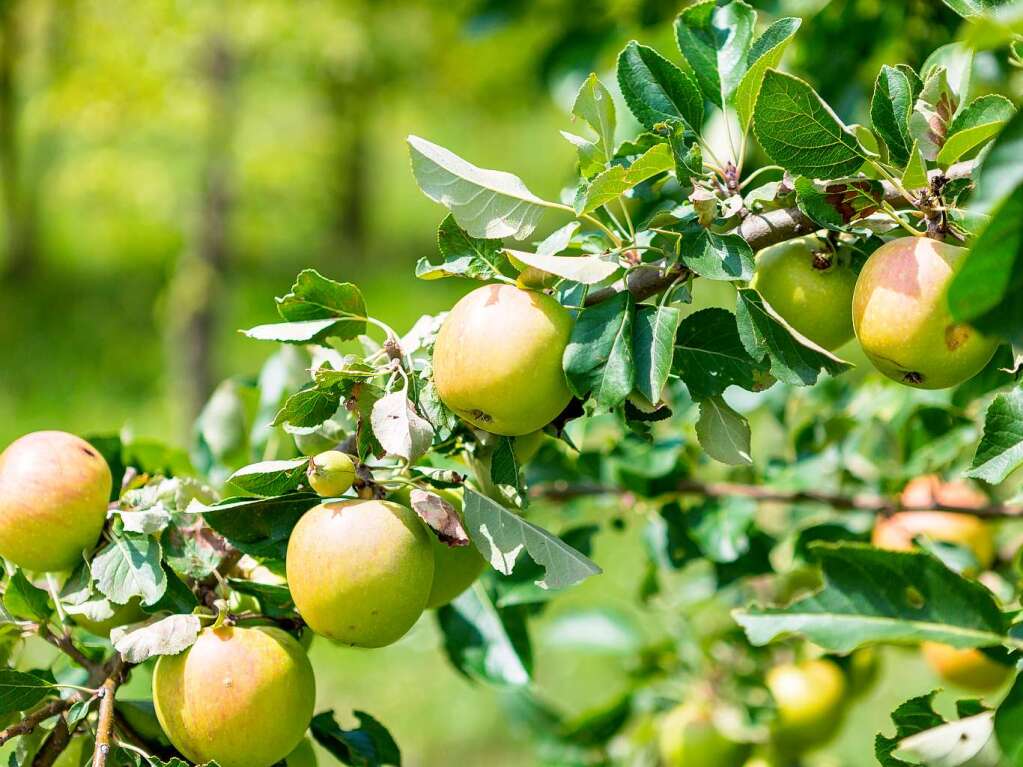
[
  {"left": 0, "top": 0, "right": 33, "bottom": 280},
  {"left": 169, "top": 36, "right": 236, "bottom": 422},
  {"left": 325, "top": 71, "right": 370, "bottom": 265}
]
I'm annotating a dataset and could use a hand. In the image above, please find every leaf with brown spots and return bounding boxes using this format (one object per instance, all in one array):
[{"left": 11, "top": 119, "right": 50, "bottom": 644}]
[{"left": 410, "top": 489, "right": 469, "bottom": 547}]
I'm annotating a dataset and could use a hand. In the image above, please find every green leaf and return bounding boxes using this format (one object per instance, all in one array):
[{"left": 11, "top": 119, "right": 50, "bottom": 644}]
[
  {"left": 506, "top": 248, "right": 618, "bottom": 286},
  {"left": 3, "top": 570, "right": 51, "bottom": 621},
  {"left": 673, "top": 0, "right": 756, "bottom": 107},
  {"left": 942, "top": 0, "right": 1017, "bottom": 17},
  {"left": 754, "top": 70, "right": 866, "bottom": 179},
  {"left": 272, "top": 386, "right": 342, "bottom": 429},
  {"left": 436, "top": 583, "right": 531, "bottom": 687},
  {"left": 572, "top": 73, "right": 616, "bottom": 161},
  {"left": 632, "top": 305, "right": 681, "bottom": 404},
  {"left": 243, "top": 318, "right": 341, "bottom": 344},
  {"left": 561, "top": 131, "right": 604, "bottom": 179},
  {"left": 948, "top": 186, "right": 1023, "bottom": 344},
  {"left": 111, "top": 614, "right": 202, "bottom": 664},
  {"left": 734, "top": 544, "right": 1009, "bottom": 653},
  {"left": 274, "top": 269, "right": 368, "bottom": 342},
  {"left": 892, "top": 712, "right": 998, "bottom": 765},
  {"left": 686, "top": 498, "right": 757, "bottom": 563},
  {"left": 680, "top": 229, "right": 755, "bottom": 281},
  {"left": 563, "top": 291, "right": 635, "bottom": 410},
  {"left": 462, "top": 488, "right": 602, "bottom": 590},
  {"left": 735, "top": 289, "right": 851, "bottom": 385},
  {"left": 871, "top": 65, "right": 915, "bottom": 167},
  {"left": 696, "top": 396, "right": 752, "bottom": 466},
  {"left": 227, "top": 579, "right": 297, "bottom": 619},
  {"left": 921, "top": 43, "right": 974, "bottom": 105},
  {"left": 734, "top": 17, "right": 801, "bottom": 130},
  {"left": 0, "top": 669, "right": 54, "bottom": 716},
  {"left": 674, "top": 308, "right": 767, "bottom": 399},
  {"left": 575, "top": 142, "right": 675, "bottom": 216},
  {"left": 227, "top": 458, "right": 309, "bottom": 497},
  {"left": 311, "top": 710, "right": 401, "bottom": 767},
  {"left": 370, "top": 391, "right": 435, "bottom": 463},
  {"left": 937, "top": 94, "right": 1016, "bottom": 167},
  {"left": 966, "top": 387, "right": 1023, "bottom": 483},
  {"left": 91, "top": 533, "right": 167, "bottom": 607},
  {"left": 416, "top": 215, "right": 509, "bottom": 281},
  {"left": 192, "top": 493, "right": 321, "bottom": 559},
  {"left": 408, "top": 135, "right": 558, "bottom": 241},
  {"left": 876, "top": 693, "right": 945, "bottom": 767},
  {"left": 616, "top": 41, "right": 704, "bottom": 132},
  {"left": 995, "top": 673, "right": 1023, "bottom": 763},
  {"left": 971, "top": 108, "right": 1023, "bottom": 215},
  {"left": 902, "top": 140, "right": 929, "bottom": 189},
  {"left": 490, "top": 437, "right": 524, "bottom": 498}
]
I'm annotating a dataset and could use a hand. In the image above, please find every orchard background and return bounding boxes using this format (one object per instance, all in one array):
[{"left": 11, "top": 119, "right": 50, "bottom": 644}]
[{"left": 2, "top": 0, "right": 1023, "bottom": 766}]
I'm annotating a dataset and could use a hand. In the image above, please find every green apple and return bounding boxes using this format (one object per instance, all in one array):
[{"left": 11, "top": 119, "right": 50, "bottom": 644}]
[
  {"left": 852, "top": 236, "right": 998, "bottom": 388},
  {"left": 286, "top": 737, "right": 318, "bottom": 767},
  {"left": 153, "top": 626, "right": 315, "bottom": 767},
  {"left": 0, "top": 431, "right": 111, "bottom": 571},
  {"left": 657, "top": 703, "right": 750, "bottom": 767},
  {"left": 306, "top": 451, "right": 356, "bottom": 497},
  {"left": 286, "top": 500, "right": 434, "bottom": 647},
  {"left": 751, "top": 236, "right": 857, "bottom": 350},
  {"left": 432, "top": 284, "right": 573, "bottom": 436},
  {"left": 922, "top": 642, "right": 1011, "bottom": 692},
  {"left": 72, "top": 597, "right": 146, "bottom": 638},
  {"left": 767, "top": 659, "right": 847, "bottom": 753}
]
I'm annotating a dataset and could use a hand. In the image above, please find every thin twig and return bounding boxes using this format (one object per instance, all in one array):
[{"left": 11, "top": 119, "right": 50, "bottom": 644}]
[
  {"left": 583, "top": 160, "right": 976, "bottom": 307},
  {"left": 92, "top": 658, "right": 126, "bottom": 767},
  {"left": 40, "top": 625, "right": 100, "bottom": 675},
  {"left": 0, "top": 698, "right": 76, "bottom": 746},
  {"left": 532, "top": 477, "right": 1022, "bottom": 519}
]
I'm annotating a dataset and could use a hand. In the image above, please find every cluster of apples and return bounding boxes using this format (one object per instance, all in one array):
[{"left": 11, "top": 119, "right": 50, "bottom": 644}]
[{"left": 753, "top": 235, "right": 998, "bottom": 389}]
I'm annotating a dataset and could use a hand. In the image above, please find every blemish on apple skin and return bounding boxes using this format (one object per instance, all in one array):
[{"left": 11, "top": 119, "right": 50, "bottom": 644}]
[
  {"left": 903, "top": 371, "right": 924, "bottom": 385},
  {"left": 945, "top": 323, "right": 971, "bottom": 351}
]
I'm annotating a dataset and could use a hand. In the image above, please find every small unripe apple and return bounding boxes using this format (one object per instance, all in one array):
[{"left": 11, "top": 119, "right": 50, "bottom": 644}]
[
  {"left": 767, "top": 659, "right": 847, "bottom": 753},
  {"left": 657, "top": 703, "right": 750, "bottom": 767},
  {"left": 751, "top": 236, "right": 857, "bottom": 350},
  {"left": 286, "top": 737, "right": 318, "bottom": 767},
  {"left": 513, "top": 430, "right": 546, "bottom": 465},
  {"left": 847, "top": 646, "right": 881, "bottom": 698},
  {"left": 873, "top": 475, "right": 994, "bottom": 569},
  {"left": 0, "top": 431, "right": 111, "bottom": 572},
  {"left": 922, "top": 642, "right": 1011, "bottom": 692},
  {"left": 153, "top": 626, "right": 315, "bottom": 767},
  {"left": 286, "top": 500, "right": 435, "bottom": 647},
  {"left": 852, "top": 237, "right": 998, "bottom": 388},
  {"left": 432, "top": 284, "right": 573, "bottom": 436},
  {"left": 72, "top": 597, "right": 146, "bottom": 638},
  {"left": 306, "top": 451, "right": 356, "bottom": 497}
]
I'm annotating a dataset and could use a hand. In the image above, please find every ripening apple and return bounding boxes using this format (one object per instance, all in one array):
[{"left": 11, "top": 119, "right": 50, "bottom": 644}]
[
  {"left": 286, "top": 499, "right": 435, "bottom": 647},
  {"left": 922, "top": 642, "right": 1011, "bottom": 692},
  {"left": 751, "top": 236, "right": 857, "bottom": 350},
  {"left": 153, "top": 626, "right": 315, "bottom": 767},
  {"left": 873, "top": 475, "right": 994, "bottom": 570},
  {"left": 306, "top": 451, "right": 356, "bottom": 497},
  {"left": 852, "top": 237, "right": 998, "bottom": 388},
  {"left": 286, "top": 737, "right": 318, "bottom": 767},
  {"left": 0, "top": 431, "right": 111, "bottom": 572},
  {"left": 767, "top": 659, "right": 847, "bottom": 753},
  {"left": 432, "top": 284, "right": 573, "bottom": 436},
  {"left": 657, "top": 703, "right": 751, "bottom": 767},
  {"left": 72, "top": 597, "right": 146, "bottom": 638}
]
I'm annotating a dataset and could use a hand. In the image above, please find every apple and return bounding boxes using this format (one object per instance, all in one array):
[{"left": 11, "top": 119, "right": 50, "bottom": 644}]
[
  {"left": 72, "top": 597, "right": 146, "bottom": 638},
  {"left": 306, "top": 451, "right": 356, "bottom": 497},
  {"left": 432, "top": 284, "right": 573, "bottom": 436},
  {"left": 513, "top": 430, "right": 546, "bottom": 465},
  {"left": 0, "top": 431, "right": 111, "bottom": 572},
  {"left": 848, "top": 647, "right": 881, "bottom": 698},
  {"left": 286, "top": 737, "right": 318, "bottom": 767},
  {"left": 286, "top": 499, "right": 435, "bottom": 647},
  {"left": 852, "top": 237, "right": 998, "bottom": 388},
  {"left": 766, "top": 659, "right": 847, "bottom": 753},
  {"left": 657, "top": 703, "right": 750, "bottom": 767},
  {"left": 751, "top": 236, "right": 857, "bottom": 350},
  {"left": 873, "top": 475, "right": 994, "bottom": 569},
  {"left": 153, "top": 626, "right": 315, "bottom": 767},
  {"left": 922, "top": 642, "right": 1011, "bottom": 692}
]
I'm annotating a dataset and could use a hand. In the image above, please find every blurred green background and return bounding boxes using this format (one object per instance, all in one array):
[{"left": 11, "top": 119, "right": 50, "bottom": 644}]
[{"left": 0, "top": 0, "right": 1015, "bottom": 764}]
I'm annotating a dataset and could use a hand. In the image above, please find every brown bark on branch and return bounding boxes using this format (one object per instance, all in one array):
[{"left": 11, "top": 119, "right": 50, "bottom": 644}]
[
  {"left": 533, "top": 476, "right": 1022, "bottom": 519},
  {"left": 583, "top": 161, "right": 976, "bottom": 307},
  {"left": 0, "top": 698, "right": 77, "bottom": 746},
  {"left": 31, "top": 717, "right": 71, "bottom": 767},
  {"left": 91, "top": 658, "right": 126, "bottom": 767}
]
